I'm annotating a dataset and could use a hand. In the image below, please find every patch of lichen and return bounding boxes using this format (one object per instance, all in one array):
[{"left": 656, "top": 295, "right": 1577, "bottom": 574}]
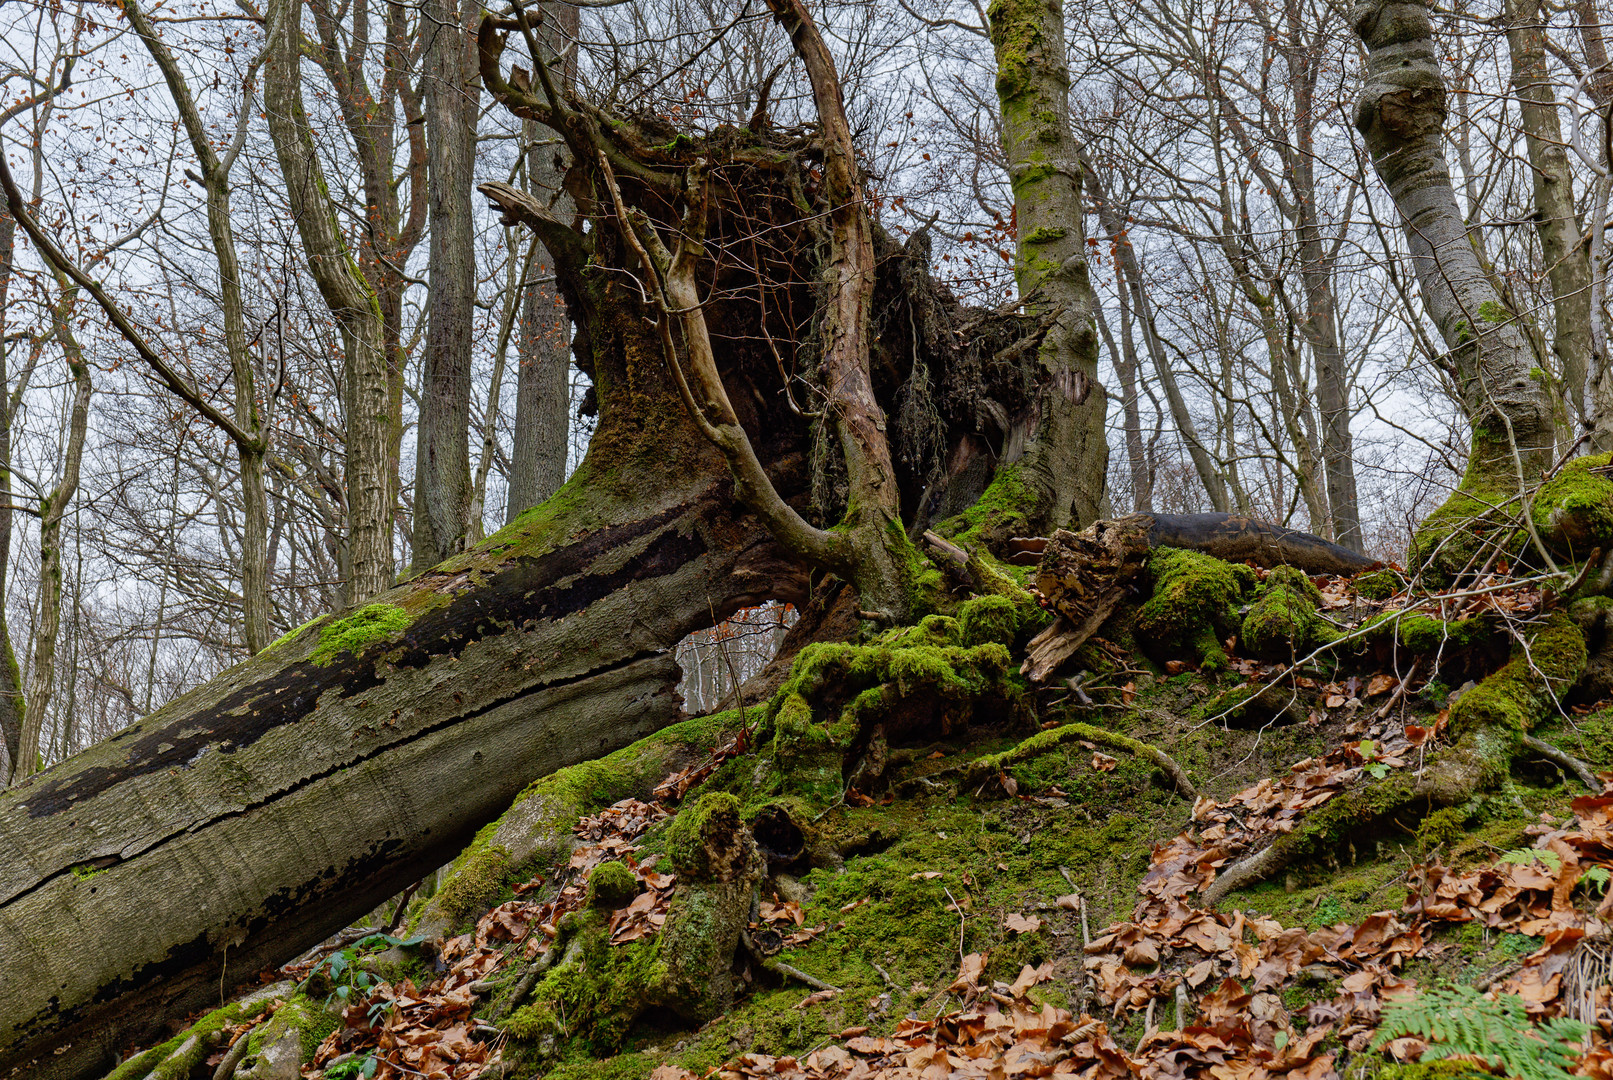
[
  {"left": 1448, "top": 613, "right": 1586, "bottom": 739},
  {"left": 1241, "top": 566, "right": 1338, "bottom": 661},
  {"left": 309, "top": 603, "right": 412, "bottom": 666},
  {"left": 1533, "top": 452, "right": 1613, "bottom": 557},
  {"left": 1134, "top": 547, "right": 1255, "bottom": 673}
]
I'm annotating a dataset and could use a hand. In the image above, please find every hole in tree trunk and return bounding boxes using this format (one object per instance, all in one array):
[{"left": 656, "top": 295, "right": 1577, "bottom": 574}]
[{"left": 674, "top": 600, "right": 798, "bottom": 715}]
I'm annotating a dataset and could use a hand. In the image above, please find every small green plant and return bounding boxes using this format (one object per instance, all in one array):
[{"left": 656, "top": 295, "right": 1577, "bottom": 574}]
[
  {"left": 1500, "top": 847, "right": 1561, "bottom": 872},
  {"left": 325, "top": 1054, "right": 379, "bottom": 1080},
  {"left": 303, "top": 932, "right": 423, "bottom": 1013},
  {"left": 1374, "top": 986, "right": 1588, "bottom": 1080},
  {"left": 1358, "top": 740, "right": 1390, "bottom": 779}
]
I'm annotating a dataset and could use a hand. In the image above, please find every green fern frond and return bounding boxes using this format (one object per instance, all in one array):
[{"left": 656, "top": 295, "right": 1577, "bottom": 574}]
[{"left": 1373, "top": 987, "right": 1588, "bottom": 1080}]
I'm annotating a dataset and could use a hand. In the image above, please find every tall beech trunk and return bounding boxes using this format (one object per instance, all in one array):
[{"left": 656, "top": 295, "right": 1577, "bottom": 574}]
[
  {"left": 1352, "top": 0, "right": 1554, "bottom": 573},
  {"left": 410, "top": 0, "right": 480, "bottom": 571},
  {"left": 264, "top": 0, "right": 392, "bottom": 603},
  {"left": 986, "top": 0, "right": 1109, "bottom": 532},
  {"left": 1506, "top": 0, "right": 1594, "bottom": 439},
  {"left": 11, "top": 284, "right": 91, "bottom": 785}
]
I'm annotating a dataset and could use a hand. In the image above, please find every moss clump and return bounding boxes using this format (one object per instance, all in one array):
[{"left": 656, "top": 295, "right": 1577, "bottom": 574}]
[
  {"left": 957, "top": 594, "right": 1020, "bottom": 648},
  {"left": 1534, "top": 452, "right": 1613, "bottom": 557},
  {"left": 932, "top": 463, "right": 1036, "bottom": 552},
  {"left": 587, "top": 861, "right": 640, "bottom": 909},
  {"left": 267, "top": 613, "right": 328, "bottom": 654},
  {"left": 309, "top": 603, "right": 411, "bottom": 665},
  {"left": 1362, "top": 611, "right": 1494, "bottom": 654},
  {"left": 432, "top": 821, "right": 514, "bottom": 929},
  {"left": 1448, "top": 613, "right": 1586, "bottom": 739},
  {"left": 1241, "top": 566, "right": 1338, "bottom": 661},
  {"left": 663, "top": 793, "right": 743, "bottom": 878},
  {"left": 102, "top": 990, "right": 281, "bottom": 1080},
  {"left": 1416, "top": 806, "right": 1470, "bottom": 849},
  {"left": 1409, "top": 433, "right": 1524, "bottom": 584},
  {"left": 760, "top": 638, "right": 1020, "bottom": 798},
  {"left": 1354, "top": 568, "right": 1407, "bottom": 601},
  {"left": 1134, "top": 547, "right": 1255, "bottom": 672}
]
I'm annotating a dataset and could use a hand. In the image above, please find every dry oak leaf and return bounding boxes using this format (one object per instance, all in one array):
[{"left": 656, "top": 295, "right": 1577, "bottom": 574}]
[{"left": 1004, "top": 913, "right": 1043, "bottom": 934}]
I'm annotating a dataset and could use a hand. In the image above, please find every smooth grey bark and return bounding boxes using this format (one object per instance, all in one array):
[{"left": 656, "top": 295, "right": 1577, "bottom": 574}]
[
  {"left": 987, "top": 0, "right": 1109, "bottom": 531},
  {"left": 1353, "top": 0, "right": 1554, "bottom": 550},
  {"left": 410, "top": 0, "right": 481, "bottom": 572},
  {"left": 506, "top": 5, "right": 576, "bottom": 524},
  {"left": 1506, "top": 0, "right": 1594, "bottom": 441}
]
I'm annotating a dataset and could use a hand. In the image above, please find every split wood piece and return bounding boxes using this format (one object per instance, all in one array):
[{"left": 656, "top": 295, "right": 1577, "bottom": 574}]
[
  {"left": 1021, "top": 518, "right": 1152, "bottom": 681},
  {"left": 959, "top": 721, "right": 1196, "bottom": 801}
]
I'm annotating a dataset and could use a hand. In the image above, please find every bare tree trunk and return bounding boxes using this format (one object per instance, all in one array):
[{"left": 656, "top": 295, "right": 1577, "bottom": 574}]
[
  {"left": 1353, "top": 0, "right": 1554, "bottom": 571},
  {"left": 123, "top": 0, "right": 274, "bottom": 653},
  {"left": 1094, "top": 302, "right": 1151, "bottom": 513},
  {"left": 1507, "top": 0, "right": 1594, "bottom": 440},
  {"left": 986, "top": 0, "right": 1109, "bottom": 531},
  {"left": 264, "top": 0, "right": 392, "bottom": 602},
  {"left": 507, "top": 117, "right": 572, "bottom": 523},
  {"left": 12, "top": 284, "right": 91, "bottom": 785},
  {"left": 410, "top": 0, "right": 481, "bottom": 572},
  {"left": 0, "top": 207, "right": 25, "bottom": 779}
]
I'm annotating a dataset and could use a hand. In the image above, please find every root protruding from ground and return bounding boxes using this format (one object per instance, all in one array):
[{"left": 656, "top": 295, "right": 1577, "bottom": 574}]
[{"left": 960, "top": 721, "right": 1196, "bottom": 801}]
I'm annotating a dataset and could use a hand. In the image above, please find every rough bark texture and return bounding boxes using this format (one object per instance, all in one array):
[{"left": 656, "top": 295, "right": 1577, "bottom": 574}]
[
  {"left": 411, "top": 0, "right": 481, "bottom": 572},
  {"left": 264, "top": 0, "right": 393, "bottom": 603},
  {"left": 1506, "top": 0, "right": 1593, "bottom": 437},
  {"left": 1353, "top": 0, "right": 1555, "bottom": 573},
  {"left": 987, "top": 0, "right": 1109, "bottom": 531}
]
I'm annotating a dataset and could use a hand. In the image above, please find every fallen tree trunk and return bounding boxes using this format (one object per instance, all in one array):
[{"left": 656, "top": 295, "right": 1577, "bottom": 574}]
[{"left": 0, "top": 463, "right": 802, "bottom": 1080}]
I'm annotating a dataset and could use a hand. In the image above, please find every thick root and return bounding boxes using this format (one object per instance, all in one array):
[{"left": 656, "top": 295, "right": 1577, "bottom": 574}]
[
  {"left": 960, "top": 721, "right": 1196, "bottom": 800},
  {"left": 103, "top": 981, "right": 290, "bottom": 1080}
]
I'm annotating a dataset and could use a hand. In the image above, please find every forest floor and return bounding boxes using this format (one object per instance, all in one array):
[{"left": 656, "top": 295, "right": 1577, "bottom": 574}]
[{"left": 112, "top": 557, "right": 1613, "bottom": 1080}]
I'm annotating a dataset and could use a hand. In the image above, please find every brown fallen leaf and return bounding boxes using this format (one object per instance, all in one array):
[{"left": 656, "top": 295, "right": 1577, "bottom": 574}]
[
  {"left": 793, "top": 989, "right": 838, "bottom": 1009},
  {"left": 1091, "top": 752, "right": 1118, "bottom": 772},
  {"left": 1367, "top": 673, "right": 1399, "bottom": 697},
  {"left": 947, "top": 952, "right": 989, "bottom": 993},
  {"left": 1056, "top": 893, "right": 1082, "bottom": 910},
  {"left": 1003, "top": 912, "right": 1043, "bottom": 934}
]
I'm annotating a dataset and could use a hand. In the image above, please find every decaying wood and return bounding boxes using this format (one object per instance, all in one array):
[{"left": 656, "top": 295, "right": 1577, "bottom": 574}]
[{"left": 1022, "top": 513, "right": 1377, "bottom": 682}]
